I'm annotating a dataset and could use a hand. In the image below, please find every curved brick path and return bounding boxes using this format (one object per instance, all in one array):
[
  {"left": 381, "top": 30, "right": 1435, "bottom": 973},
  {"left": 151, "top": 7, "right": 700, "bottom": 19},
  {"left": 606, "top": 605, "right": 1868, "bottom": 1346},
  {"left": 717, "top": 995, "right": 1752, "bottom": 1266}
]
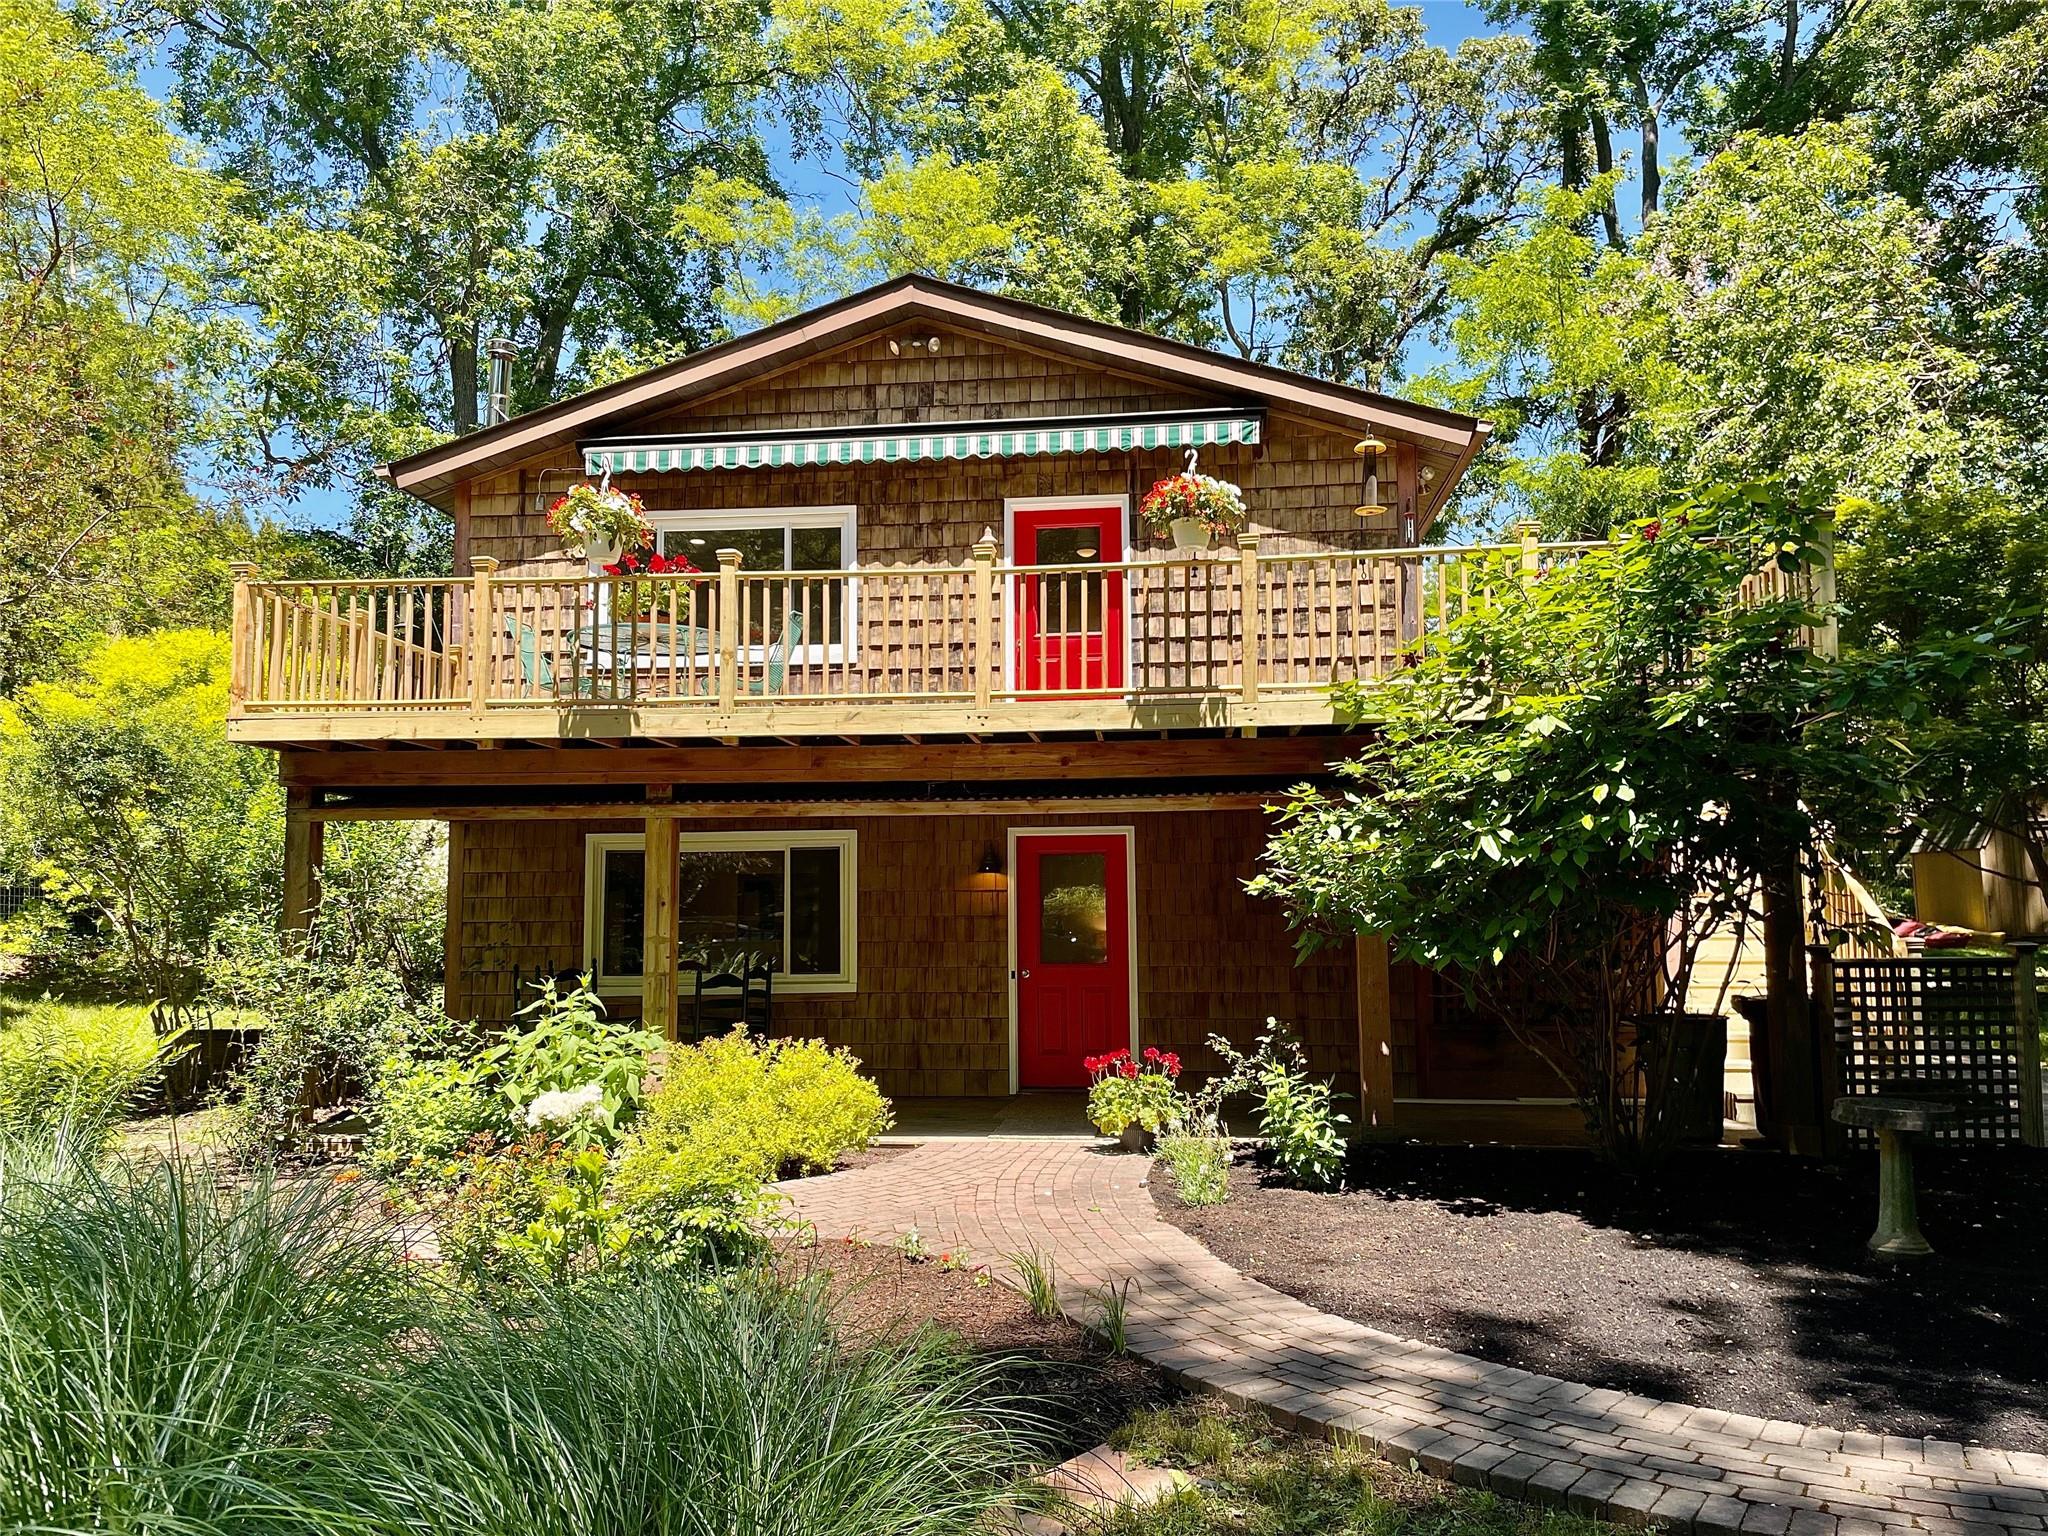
[{"left": 779, "top": 1139, "right": 2048, "bottom": 1536}]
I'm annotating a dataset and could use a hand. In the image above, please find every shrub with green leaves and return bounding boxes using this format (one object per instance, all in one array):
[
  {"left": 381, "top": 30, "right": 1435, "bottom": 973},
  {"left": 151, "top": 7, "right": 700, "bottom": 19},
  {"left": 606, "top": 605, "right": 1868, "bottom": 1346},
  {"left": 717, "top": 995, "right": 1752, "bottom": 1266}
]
[
  {"left": 1209, "top": 1021, "right": 1349, "bottom": 1191},
  {"left": 438, "top": 1134, "right": 650, "bottom": 1285},
  {"left": 364, "top": 1016, "right": 503, "bottom": 1185},
  {"left": 482, "top": 975, "right": 663, "bottom": 1146},
  {"left": 0, "top": 997, "right": 174, "bottom": 1146}
]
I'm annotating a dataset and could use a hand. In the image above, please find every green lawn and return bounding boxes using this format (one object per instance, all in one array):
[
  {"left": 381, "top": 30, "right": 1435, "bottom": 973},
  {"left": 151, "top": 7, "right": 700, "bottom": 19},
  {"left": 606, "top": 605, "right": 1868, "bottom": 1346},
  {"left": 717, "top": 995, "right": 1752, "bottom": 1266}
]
[{"left": 1103, "top": 1403, "right": 1610, "bottom": 1536}]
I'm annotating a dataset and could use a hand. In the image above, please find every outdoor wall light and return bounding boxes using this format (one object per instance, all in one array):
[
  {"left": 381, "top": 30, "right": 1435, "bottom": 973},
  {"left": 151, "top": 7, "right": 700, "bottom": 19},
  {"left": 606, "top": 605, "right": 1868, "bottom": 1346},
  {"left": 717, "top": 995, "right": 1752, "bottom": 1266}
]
[{"left": 977, "top": 844, "right": 1005, "bottom": 877}]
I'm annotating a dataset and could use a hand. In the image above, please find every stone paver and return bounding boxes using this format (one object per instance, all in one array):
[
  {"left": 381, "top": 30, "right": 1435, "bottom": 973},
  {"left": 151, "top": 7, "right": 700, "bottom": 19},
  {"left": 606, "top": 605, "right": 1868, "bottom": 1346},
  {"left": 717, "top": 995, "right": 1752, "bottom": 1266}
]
[{"left": 778, "top": 1139, "right": 2048, "bottom": 1535}]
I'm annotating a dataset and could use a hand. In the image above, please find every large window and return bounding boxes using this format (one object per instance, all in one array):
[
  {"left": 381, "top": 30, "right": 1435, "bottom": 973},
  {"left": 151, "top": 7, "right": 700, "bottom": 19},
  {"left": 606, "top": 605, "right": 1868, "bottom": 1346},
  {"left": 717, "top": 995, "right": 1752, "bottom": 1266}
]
[
  {"left": 583, "top": 830, "right": 858, "bottom": 994},
  {"left": 646, "top": 507, "right": 856, "bottom": 657}
]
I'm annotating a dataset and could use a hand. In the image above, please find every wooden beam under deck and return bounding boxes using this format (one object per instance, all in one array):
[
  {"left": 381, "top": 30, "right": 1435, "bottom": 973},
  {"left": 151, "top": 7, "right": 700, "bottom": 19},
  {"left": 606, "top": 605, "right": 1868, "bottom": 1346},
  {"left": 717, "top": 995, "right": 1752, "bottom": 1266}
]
[
  {"left": 303, "top": 792, "right": 1284, "bottom": 822},
  {"left": 230, "top": 694, "right": 1355, "bottom": 749},
  {"left": 275, "top": 734, "right": 1358, "bottom": 789}
]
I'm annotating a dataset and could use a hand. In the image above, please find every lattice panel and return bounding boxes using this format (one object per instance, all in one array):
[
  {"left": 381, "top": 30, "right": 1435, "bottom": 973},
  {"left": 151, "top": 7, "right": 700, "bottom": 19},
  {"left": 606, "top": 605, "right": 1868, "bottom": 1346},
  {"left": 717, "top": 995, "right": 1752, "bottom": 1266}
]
[{"left": 1831, "top": 958, "right": 2025, "bottom": 1143}]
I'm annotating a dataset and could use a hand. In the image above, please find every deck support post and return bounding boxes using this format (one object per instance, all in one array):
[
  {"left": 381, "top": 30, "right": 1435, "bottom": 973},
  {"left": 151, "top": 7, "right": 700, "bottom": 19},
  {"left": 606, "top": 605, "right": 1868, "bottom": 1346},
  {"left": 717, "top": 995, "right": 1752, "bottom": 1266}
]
[
  {"left": 1237, "top": 533, "right": 1260, "bottom": 707},
  {"left": 1760, "top": 833, "right": 1823, "bottom": 1155},
  {"left": 282, "top": 785, "right": 324, "bottom": 938},
  {"left": 716, "top": 549, "right": 741, "bottom": 711},
  {"left": 972, "top": 530, "right": 998, "bottom": 708},
  {"left": 642, "top": 801, "right": 680, "bottom": 1041},
  {"left": 467, "top": 556, "right": 498, "bottom": 716},
  {"left": 1355, "top": 933, "right": 1395, "bottom": 1135}
]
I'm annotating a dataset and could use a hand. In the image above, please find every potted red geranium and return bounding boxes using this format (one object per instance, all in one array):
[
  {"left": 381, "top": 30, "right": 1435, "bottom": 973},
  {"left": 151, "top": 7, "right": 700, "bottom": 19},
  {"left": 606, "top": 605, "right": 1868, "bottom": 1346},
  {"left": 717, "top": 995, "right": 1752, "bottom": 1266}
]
[
  {"left": 1085, "top": 1046, "right": 1185, "bottom": 1151},
  {"left": 599, "top": 548, "right": 701, "bottom": 621}
]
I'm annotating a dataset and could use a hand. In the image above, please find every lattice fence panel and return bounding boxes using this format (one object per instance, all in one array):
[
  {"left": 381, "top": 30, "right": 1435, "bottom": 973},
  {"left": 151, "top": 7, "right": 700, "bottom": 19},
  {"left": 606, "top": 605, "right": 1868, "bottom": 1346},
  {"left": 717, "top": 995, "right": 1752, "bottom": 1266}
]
[{"left": 1831, "top": 958, "right": 2026, "bottom": 1144}]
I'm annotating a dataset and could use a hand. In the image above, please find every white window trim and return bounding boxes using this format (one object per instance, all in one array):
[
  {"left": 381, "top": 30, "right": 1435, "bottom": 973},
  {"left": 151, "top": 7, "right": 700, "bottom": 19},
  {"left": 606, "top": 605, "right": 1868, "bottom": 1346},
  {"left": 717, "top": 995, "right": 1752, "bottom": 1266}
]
[
  {"left": 641, "top": 505, "right": 859, "bottom": 666},
  {"left": 582, "top": 828, "right": 859, "bottom": 996}
]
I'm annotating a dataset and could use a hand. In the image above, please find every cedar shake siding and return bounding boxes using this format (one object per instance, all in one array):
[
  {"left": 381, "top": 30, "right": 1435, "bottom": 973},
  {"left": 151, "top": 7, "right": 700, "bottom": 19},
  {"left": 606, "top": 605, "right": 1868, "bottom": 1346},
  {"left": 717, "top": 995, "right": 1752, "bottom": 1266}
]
[{"left": 447, "top": 808, "right": 1358, "bottom": 1099}]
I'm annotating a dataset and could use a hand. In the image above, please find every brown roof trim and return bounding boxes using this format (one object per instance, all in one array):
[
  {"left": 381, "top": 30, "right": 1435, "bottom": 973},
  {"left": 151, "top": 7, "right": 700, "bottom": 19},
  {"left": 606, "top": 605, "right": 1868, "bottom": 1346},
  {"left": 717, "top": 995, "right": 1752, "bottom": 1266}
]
[{"left": 381, "top": 273, "right": 1486, "bottom": 507}]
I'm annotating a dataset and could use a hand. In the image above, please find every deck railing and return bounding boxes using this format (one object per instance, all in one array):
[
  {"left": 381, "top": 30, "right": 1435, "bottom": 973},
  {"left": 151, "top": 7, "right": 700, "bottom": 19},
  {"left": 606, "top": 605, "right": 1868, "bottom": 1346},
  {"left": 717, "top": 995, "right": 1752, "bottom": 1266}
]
[{"left": 226, "top": 527, "right": 1814, "bottom": 723}]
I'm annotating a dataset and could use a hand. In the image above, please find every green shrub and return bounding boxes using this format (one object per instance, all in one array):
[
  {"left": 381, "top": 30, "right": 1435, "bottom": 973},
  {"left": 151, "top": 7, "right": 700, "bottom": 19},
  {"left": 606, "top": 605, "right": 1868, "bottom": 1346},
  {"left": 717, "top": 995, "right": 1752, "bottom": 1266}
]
[
  {"left": 1209, "top": 1020, "right": 1349, "bottom": 1191},
  {"left": 205, "top": 921, "right": 433, "bottom": 1163},
  {"left": 618, "top": 1028, "right": 890, "bottom": 1190},
  {"left": 0, "top": 997, "right": 175, "bottom": 1146},
  {"left": 482, "top": 975, "right": 663, "bottom": 1146},
  {"left": 438, "top": 1134, "right": 650, "bottom": 1285},
  {"left": 364, "top": 1017, "right": 503, "bottom": 1185},
  {"left": 1158, "top": 1131, "right": 1231, "bottom": 1205}
]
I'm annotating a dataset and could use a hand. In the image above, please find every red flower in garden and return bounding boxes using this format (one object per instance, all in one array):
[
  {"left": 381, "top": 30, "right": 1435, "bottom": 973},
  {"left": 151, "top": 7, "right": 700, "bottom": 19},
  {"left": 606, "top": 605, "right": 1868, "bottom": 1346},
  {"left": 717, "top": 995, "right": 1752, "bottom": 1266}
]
[
  {"left": 603, "top": 549, "right": 700, "bottom": 577},
  {"left": 1118, "top": 1059, "right": 1139, "bottom": 1079},
  {"left": 1641, "top": 521, "right": 1662, "bottom": 542}
]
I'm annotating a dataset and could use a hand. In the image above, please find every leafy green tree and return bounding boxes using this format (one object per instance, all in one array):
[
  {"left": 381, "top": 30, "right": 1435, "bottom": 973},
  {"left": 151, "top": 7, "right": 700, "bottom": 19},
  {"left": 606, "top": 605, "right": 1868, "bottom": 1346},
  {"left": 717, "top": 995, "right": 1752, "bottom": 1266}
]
[
  {"left": 1437, "top": 124, "right": 1996, "bottom": 534},
  {"left": 0, "top": 631, "right": 281, "bottom": 1002},
  {"left": 1835, "top": 488, "right": 2048, "bottom": 912},
  {"left": 162, "top": 0, "right": 785, "bottom": 519},
  {"left": 759, "top": 0, "right": 1554, "bottom": 385},
  {"left": 1251, "top": 483, "right": 1956, "bottom": 1165}
]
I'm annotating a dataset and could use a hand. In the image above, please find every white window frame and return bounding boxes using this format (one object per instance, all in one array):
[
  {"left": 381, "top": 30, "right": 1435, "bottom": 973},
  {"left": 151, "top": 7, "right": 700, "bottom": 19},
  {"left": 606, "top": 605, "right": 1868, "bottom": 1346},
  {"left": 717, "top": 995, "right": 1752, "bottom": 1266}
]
[
  {"left": 642, "top": 505, "right": 858, "bottom": 665},
  {"left": 582, "top": 828, "right": 859, "bottom": 996}
]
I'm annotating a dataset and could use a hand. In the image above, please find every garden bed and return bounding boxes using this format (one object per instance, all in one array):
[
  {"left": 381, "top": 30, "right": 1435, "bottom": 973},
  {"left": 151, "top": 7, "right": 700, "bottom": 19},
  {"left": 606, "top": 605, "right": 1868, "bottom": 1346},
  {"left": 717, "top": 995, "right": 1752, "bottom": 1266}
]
[
  {"left": 1154, "top": 1142, "right": 2048, "bottom": 1451},
  {"left": 776, "top": 1236, "right": 1172, "bottom": 1460}
]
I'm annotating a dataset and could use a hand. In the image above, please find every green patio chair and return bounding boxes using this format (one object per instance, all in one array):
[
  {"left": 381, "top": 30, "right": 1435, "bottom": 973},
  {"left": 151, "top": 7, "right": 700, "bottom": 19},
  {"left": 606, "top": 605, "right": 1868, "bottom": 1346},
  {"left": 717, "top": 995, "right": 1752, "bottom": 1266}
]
[
  {"left": 504, "top": 617, "right": 598, "bottom": 698},
  {"left": 749, "top": 608, "right": 806, "bottom": 696}
]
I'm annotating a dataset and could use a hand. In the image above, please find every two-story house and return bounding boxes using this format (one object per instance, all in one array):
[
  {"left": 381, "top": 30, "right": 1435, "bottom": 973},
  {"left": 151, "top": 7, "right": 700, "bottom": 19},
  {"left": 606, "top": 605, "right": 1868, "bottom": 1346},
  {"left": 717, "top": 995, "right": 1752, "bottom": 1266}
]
[{"left": 227, "top": 275, "right": 1584, "bottom": 1138}]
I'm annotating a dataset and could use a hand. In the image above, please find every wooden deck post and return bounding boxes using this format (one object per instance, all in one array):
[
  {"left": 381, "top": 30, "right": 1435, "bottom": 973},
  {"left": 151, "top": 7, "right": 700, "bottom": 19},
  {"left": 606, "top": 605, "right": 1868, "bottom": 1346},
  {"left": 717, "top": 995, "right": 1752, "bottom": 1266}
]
[
  {"left": 1811, "top": 506, "right": 1839, "bottom": 660},
  {"left": 1760, "top": 835, "right": 1822, "bottom": 1155},
  {"left": 1355, "top": 933, "right": 1395, "bottom": 1134},
  {"left": 1237, "top": 532, "right": 1261, "bottom": 707},
  {"left": 467, "top": 556, "right": 498, "bottom": 715},
  {"left": 641, "top": 801, "right": 680, "bottom": 1041},
  {"left": 227, "top": 562, "right": 257, "bottom": 714},
  {"left": 972, "top": 530, "right": 998, "bottom": 708},
  {"left": 282, "top": 785, "right": 324, "bottom": 938},
  {"left": 1516, "top": 519, "right": 1540, "bottom": 582},
  {"left": 2015, "top": 941, "right": 2043, "bottom": 1148},
  {"left": 716, "top": 548, "right": 741, "bottom": 711}
]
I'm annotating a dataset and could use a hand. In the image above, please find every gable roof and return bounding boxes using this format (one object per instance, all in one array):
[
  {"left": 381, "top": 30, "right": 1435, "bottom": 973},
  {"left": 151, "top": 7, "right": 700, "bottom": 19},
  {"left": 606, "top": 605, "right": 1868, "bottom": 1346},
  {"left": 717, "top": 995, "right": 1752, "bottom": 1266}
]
[{"left": 379, "top": 273, "right": 1490, "bottom": 510}]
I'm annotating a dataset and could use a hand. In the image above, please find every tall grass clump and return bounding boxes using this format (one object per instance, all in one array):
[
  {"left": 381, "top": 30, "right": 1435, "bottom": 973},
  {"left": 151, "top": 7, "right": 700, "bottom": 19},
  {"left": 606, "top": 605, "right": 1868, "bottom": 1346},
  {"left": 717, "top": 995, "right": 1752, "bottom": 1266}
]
[
  {"left": 0, "top": 997, "right": 175, "bottom": 1148},
  {"left": 0, "top": 1149, "right": 415, "bottom": 1532},
  {"left": 322, "top": 1270, "right": 1049, "bottom": 1536}
]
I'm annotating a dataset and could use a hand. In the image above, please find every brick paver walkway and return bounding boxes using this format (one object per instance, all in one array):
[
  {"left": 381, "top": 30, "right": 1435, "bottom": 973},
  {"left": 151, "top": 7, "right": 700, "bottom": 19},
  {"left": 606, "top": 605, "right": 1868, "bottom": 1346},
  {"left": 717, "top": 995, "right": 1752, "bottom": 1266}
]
[{"left": 779, "top": 1139, "right": 2048, "bottom": 1536}]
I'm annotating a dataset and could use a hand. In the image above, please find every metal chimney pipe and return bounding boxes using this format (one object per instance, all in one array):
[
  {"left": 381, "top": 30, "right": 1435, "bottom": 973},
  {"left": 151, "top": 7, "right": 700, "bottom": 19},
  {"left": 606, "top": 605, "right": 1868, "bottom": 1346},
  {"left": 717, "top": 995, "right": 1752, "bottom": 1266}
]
[{"left": 485, "top": 337, "right": 516, "bottom": 425}]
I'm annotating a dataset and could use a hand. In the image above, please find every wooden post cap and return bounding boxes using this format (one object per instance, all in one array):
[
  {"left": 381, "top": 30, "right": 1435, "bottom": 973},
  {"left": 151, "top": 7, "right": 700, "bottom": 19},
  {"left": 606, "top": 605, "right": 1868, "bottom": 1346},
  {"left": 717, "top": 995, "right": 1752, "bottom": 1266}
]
[
  {"left": 470, "top": 555, "right": 499, "bottom": 574},
  {"left": 717, "top": 548, "right": 742, "bottom": 568}
]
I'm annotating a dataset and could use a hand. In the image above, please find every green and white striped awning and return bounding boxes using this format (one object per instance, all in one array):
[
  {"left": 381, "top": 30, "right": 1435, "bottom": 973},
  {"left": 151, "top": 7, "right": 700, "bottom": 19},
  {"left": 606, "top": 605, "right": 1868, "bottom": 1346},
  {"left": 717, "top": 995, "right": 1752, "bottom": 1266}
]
[{"left": 581, "top": 409, "right": 1262, "bottom": 476}]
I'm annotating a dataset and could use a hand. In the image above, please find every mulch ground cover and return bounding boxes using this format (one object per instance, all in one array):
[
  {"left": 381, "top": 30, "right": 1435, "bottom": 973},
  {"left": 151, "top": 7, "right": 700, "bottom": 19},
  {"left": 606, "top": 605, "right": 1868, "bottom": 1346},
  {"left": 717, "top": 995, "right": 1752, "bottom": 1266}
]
[
  {"left": 775, "top": 1236, "right": 1173, "bottom": 1461},
  {"left": 1154, "top": 1141, "right": 2048, "bottom": 1452}
]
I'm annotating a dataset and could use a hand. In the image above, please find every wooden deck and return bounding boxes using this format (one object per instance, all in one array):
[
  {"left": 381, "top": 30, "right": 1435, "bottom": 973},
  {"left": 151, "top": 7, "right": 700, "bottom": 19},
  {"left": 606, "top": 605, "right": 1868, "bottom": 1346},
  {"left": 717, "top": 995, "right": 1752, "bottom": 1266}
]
[{"left": 225, "top": 532, "right": 1601, "bottom": 745}]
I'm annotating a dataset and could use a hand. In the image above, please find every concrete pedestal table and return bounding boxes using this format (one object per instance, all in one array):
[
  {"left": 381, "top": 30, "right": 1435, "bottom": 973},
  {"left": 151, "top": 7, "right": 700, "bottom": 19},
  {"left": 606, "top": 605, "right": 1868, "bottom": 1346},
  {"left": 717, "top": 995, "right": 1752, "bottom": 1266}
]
[{"left": 1830, "top": 1094, "right": 1959, "bottom": 1258}]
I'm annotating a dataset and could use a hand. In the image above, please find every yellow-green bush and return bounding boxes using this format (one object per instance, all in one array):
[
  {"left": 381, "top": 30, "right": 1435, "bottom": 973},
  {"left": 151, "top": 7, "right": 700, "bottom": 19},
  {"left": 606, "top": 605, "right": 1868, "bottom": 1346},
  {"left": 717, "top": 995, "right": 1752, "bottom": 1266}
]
[
  {"left": 613, "top": 1030, "right": 891, "bottom": 1205},
  {"left": 0, "top": 997, "right": 170, "bottom": 1142}
]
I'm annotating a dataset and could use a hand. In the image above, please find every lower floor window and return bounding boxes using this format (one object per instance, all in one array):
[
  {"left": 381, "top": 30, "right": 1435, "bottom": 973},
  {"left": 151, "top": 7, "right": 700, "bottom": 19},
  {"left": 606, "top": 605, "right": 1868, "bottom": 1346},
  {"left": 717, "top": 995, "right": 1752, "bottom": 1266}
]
[{"left": 584, "top": 830, "right": 857, "bottom": 993}]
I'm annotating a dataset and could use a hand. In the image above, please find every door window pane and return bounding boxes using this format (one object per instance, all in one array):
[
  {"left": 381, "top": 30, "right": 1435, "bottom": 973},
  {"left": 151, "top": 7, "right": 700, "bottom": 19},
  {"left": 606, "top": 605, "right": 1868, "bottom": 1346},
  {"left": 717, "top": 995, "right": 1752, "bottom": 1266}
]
[
  {"left": 1037, "top": 852, "right": 1108, "bottom": 964},
  {"left": 600, "top": 848, "right": 645, "bottom": 977},
  {"left": 679, "top": 850, "right": 783, "bottom": 971},
  {"left": 1033, "top": 525, "right": 1107, "bottom": 636},
  {"left": 788, "top": 846, "right": 843, "bottom": 974}
]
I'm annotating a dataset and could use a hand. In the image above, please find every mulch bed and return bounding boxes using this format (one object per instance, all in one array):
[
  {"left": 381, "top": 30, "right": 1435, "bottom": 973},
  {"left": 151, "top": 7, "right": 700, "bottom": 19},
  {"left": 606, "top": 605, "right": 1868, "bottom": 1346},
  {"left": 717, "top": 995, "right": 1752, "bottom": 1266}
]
[
  {"left": 775, "top": 1237, "right": 1173, "bottom": 1459},
  {"left": 1154, "top": 1142, "right": 2048, "bottom": 1452}
]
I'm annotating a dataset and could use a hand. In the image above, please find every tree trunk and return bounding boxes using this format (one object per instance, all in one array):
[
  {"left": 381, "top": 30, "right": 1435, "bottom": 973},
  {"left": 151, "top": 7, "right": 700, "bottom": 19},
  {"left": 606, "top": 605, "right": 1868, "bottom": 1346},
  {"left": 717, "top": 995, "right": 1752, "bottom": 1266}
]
[
  {"left": 1633, "top": 77, "right": 1662, "bottom": 221},
  {"left": 449, "top": 329, "right": 479, "bottom": 437}
]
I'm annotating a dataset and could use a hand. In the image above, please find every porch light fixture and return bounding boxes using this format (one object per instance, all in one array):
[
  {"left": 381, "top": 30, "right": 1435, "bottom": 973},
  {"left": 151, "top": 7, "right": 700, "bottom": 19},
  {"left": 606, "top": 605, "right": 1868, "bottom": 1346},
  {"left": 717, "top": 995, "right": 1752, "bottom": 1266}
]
[
  {"left": 977, "top": 844, "right": 1005, "bottom": 876},
  {"left": 1352, "top": 436, "right": 1388, "bottom": 518}
]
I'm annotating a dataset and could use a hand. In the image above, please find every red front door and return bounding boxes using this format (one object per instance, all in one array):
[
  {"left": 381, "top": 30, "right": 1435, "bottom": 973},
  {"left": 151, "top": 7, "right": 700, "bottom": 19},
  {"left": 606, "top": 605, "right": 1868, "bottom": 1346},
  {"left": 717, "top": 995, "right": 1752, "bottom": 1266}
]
[
  {"left": 1015, "top": 832, "right": 1132, "bottom": 1089},
  {"left": 1012, "top": 505, "right": 1125, "bottom": 694}
]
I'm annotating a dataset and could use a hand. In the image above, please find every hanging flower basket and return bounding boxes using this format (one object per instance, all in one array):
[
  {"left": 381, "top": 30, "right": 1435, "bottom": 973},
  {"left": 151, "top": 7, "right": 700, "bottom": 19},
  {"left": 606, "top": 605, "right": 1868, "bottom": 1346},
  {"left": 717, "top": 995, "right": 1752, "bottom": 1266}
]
[
  {"left": 1139, "top": 471, "right": 1246, "bottom": 552},
  {"left": 546, "top": 483, "right": 653, "bottom": 563}
]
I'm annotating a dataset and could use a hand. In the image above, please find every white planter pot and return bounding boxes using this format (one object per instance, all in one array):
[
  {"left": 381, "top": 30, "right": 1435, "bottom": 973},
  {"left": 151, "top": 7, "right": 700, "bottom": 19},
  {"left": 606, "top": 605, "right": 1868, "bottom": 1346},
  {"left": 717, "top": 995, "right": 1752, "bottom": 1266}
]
[
  {"left": 1169, "top": 517, "right": 1214, "bottom": 552},
  {"left": 582, "top": 534, "right": 621, "bottom": 568}
]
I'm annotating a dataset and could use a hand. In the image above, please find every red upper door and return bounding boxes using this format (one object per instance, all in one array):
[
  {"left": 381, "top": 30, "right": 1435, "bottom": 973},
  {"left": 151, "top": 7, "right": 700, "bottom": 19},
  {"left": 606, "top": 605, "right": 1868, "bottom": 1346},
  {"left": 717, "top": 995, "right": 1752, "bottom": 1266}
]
[
  {"left": 1011, "top": 504, "right": 1125, "bottom": 694},
  {"left": 1015, "top": 831, "right": 1132, "bottom": 1089}
]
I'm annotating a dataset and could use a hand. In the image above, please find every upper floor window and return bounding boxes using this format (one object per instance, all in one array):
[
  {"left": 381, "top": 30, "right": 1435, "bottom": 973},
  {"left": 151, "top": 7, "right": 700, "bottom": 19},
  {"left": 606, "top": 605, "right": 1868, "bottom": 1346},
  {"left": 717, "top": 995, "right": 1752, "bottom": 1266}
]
[{"left": 645, "top": 506, "right": 856, "bottom": 656}]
